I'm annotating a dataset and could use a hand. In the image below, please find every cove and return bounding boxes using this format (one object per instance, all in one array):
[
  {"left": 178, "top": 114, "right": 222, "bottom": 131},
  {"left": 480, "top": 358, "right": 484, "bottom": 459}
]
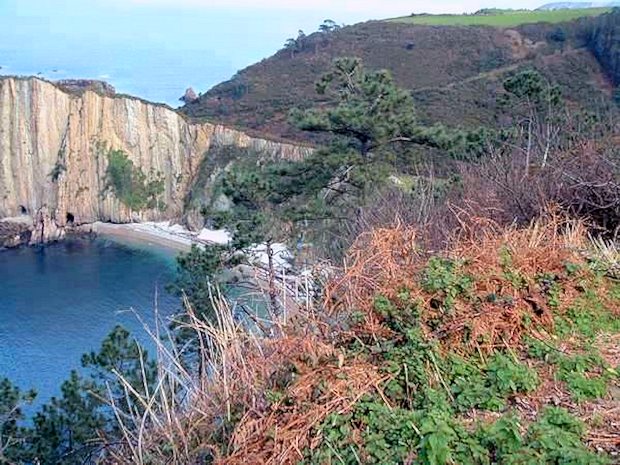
[{"left": 0, "top": 237, "right": 179, "bottom": 409}]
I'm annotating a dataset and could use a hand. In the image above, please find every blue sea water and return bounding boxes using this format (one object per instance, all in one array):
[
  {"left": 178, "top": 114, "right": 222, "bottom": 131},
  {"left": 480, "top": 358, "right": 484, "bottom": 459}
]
[
  {"left": 0, "top": 237, "right": 179, "bottom": 409},
  {"left": 0, "top": 47, "right": 233, "bottom": 107}
]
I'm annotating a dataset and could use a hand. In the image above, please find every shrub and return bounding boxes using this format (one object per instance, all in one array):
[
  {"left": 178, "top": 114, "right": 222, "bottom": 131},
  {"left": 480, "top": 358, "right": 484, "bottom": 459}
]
[
  {"left": 104, "top": 147, "right": 165, "bottom": 211},
  {"left": 455, "top": 139, "right": 620, "bottom": 239},
  {"left": 97, "top": 216, "right": 619, "bottom": 463}
]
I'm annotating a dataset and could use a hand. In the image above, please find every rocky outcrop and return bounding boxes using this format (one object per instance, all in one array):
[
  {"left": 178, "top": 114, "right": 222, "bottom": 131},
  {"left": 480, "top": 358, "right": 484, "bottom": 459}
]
[
  {"left": 56, "top": 79, "right": 117, "bottom": 97},
  {"left": 589, "top": 10, "right": 620, "bottom": 86},
  {"left": 0, "top": 219, "right": 32, "bottom": 249},
  {"left": 180, "top": 87, "right": 198, "bottom": 104},
  {"left": 0, "top": 77, "right": 311, "bottom": 244}
]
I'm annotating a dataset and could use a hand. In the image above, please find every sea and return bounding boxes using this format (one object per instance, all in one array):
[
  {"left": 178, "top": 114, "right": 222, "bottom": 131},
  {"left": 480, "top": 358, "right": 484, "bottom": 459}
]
[
  {"left": 0, "top": 237, "right": 179, "bottom": 410},
  {"left": 0, "top": 49, "right": 232, "bottom": 107}
]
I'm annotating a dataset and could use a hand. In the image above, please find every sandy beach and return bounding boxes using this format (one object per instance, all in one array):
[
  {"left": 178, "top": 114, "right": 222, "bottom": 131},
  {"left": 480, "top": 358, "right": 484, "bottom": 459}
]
[
  {"left": 92, "top": 221, "right": 293, "bottom": 269},
  {"left": 92, "top": 222, "right": 218, "bottom": 253}
]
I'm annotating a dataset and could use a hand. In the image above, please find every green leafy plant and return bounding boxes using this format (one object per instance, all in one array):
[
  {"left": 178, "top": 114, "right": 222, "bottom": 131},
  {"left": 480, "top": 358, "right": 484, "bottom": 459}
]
[
  {"left": 104, "top": 146, "right": 165, "bottom": 211},
  {"left": 486, "top": 353, "right": 539, "bottom": 397},
  {"left": 509, "top": 407, "right": 610, "bottom": 465},
  {"left": 556, "top": 290, "right": 620, "bottom": 339},
  {"left": 421, "top": 257, "right": 473, "bottom": 312}
]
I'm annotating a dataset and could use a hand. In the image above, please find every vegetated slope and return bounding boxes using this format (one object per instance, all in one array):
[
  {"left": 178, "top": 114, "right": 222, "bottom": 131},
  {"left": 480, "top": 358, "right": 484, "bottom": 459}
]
[
  {"left": 104, "top": 215, "right": 620, "bottom": 463},
  {"left": 388, "top": 7, "right": 611, "bottom": 27},
  {"left": 182, "top": 12, "right": 618, "bottom": 142}
]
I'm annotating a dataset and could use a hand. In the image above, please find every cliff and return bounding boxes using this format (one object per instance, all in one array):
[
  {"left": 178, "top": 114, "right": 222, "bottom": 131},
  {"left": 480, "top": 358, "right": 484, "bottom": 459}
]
[
  {"left": 0, "top": 77, "right": 311, "bottom": 244},
  {"left": 589, "top": 9, "right": 620, "bottom": 85}
]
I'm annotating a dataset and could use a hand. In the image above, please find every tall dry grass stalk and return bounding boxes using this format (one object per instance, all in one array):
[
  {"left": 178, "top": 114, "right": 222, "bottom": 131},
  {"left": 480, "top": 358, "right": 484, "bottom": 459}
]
[
  {"left": 589, "top": 235, "right": 620, "bottom": 279},
  {"left": 103, "top": 288, "right": 258, "bottom": 464},
  {"left": 103, "top": 265, "right": 343, "bottom": 464}
]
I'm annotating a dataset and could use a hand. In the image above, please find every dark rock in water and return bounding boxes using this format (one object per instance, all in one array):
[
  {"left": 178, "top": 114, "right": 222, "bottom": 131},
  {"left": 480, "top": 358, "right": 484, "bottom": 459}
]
[
  {"left": 0, "top": 221, "right": 32, "bottom": 249},
  {"left": 55, "top": 79, "right": 116, "bottom": 97}
]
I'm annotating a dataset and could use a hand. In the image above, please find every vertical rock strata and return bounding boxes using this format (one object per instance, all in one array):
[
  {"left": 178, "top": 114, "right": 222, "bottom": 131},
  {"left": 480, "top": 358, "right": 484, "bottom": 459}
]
[{"left": 0, "top": 77, "right": 310, "bottom": 243}]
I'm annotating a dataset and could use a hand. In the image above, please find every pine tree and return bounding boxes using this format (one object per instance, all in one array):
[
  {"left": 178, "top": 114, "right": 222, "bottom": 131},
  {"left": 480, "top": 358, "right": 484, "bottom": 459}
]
[
  {"left": 0, "top": 379, "right": 35, "bottom": 463},
  {"left": 5, "top": 326, "right": 156, "bottom": 464}
]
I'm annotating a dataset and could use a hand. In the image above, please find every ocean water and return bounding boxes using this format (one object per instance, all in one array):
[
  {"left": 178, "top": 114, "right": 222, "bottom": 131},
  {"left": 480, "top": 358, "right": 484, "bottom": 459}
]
[
  {"left": 0, "top": 49, "right": 233, "bottom": 107},
  {"left": 0, "top": 237, "right": 179, "bottom": 409}
]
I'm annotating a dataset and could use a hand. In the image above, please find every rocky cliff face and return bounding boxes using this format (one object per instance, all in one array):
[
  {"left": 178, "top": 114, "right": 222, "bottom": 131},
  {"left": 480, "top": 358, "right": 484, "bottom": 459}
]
[
  {"left": 589, "top": 10, "right": 620, "bottom": 86},
  {"left": 0, "top": 77, "right": 311, "bottom": 243}
]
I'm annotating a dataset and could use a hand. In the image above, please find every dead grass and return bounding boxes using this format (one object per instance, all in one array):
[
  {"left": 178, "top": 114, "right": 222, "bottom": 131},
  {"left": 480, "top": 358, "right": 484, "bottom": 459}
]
[
  {"left": 325, "top": 211, "right": 609, "bottom": 353},
  {"left": 103, "top": 212, "right": 620, "bottom": 463},
  {"left": 224, "top": 361, "right": 384, "bottom": 464},
  {"left": 103, "top": 285, "right": 385, "bottom": 465}
]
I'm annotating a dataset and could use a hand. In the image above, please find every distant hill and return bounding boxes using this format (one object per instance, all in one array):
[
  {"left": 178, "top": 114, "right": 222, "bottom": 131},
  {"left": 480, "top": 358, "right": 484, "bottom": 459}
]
[
  {"left": 389, "top": 7, "right": 611, "bottom": 27},
  {"left": 590, "top": 8, "right": 620, "bottom": 85},
  {"left": 538, "top": 2, "right": 620, "bottom": 10},
  {"left": 182, "top": 11, "right": 619, "bottom": 142}
]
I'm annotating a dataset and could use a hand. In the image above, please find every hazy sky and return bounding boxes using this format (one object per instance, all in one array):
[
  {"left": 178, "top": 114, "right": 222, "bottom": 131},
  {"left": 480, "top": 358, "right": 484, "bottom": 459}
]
[{"left": 0, "top": 0, "right": 544, "bottom": 103}]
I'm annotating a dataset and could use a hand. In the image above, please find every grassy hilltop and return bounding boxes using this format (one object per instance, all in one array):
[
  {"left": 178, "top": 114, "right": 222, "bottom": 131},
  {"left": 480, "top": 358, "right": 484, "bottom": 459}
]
[{"left": 389, "top": 7, "right": 611, "bottom": 27}]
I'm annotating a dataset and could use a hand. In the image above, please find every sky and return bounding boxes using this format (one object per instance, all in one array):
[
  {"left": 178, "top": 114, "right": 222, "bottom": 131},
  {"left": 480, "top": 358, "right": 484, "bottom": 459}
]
[{"left": 0, "top": 0, "right": 544, "bottom": 105}]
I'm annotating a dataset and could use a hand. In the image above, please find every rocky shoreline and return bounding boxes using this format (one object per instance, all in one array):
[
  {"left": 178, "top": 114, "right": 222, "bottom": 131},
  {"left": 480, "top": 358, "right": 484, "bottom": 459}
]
[
  {"left": 0, "top": 220, "right": 32, "bottom": 249},
  {"left": 0, "top": 216, "right": 231, "bottom": 254},
  {"left": 0, "top": 216, "right": 96, "bottom": 251}
]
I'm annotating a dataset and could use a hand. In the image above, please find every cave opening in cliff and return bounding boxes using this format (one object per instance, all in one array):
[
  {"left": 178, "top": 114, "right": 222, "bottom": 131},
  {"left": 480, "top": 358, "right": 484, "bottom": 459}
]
[
  {"left": 66, "top": 212, "right": 75, "bottom": 225},
  {"left": 19, "top": 205, "right": 27, "bottom": 215}
]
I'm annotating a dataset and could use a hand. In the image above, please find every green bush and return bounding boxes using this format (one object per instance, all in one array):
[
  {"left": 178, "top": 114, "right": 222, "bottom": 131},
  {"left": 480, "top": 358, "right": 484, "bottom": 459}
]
[
  {"left": 421, "top": 257, "right": 473, "bottom": 312},
  {"left": 104, "top": 147, "right": 165, "bottom": 211},
  {"left": 509, "top": 407, "right": 610, "bottom": 465},
  {"left": 307, "top": 400, "right": 608, "bottom": 464},
  {"left": 526, "top": 337, "right": 617, "bottom": 403}
]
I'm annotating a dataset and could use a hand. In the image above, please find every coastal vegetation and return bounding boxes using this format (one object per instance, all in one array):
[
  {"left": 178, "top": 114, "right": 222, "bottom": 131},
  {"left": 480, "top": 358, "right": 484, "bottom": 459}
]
[
  {"left": 183, "top": 10, "right": 619, "bottom": 142},
  {"left": 103, "top": 146, "right": 166, "bottom": 212},
  {"left": 1, "top": 8, "right": 620, "bottom": 465},
  {"left": 147, "top": 59, "right": 618, "bottom": 463},
  {"left": 140, "top": 215, "right": 620, "bottom": 464},
  {"left": 0, "top": 327, "right": 156, "bottom": 464}
]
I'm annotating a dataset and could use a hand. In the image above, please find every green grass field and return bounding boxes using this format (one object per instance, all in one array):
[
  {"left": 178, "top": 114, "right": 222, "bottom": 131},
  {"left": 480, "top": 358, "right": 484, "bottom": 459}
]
[{"left": 388, "top": 7, "right": 612, "bottom": 27}]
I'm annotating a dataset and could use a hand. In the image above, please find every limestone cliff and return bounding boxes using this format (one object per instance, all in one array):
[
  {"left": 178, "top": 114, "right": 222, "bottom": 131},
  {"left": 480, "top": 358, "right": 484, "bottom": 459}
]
[{"left": 0, "top": 77, "right": 311, "bottom": 243}]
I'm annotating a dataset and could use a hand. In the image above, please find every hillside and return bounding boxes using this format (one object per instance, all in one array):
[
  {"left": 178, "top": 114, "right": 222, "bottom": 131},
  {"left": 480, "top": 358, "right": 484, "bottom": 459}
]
[
  {"left": 182, "top": 10, "right": 619, "bottom": 142},
  {"left": 98, "top": 216, "right": 620, "bottom": 464}
]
